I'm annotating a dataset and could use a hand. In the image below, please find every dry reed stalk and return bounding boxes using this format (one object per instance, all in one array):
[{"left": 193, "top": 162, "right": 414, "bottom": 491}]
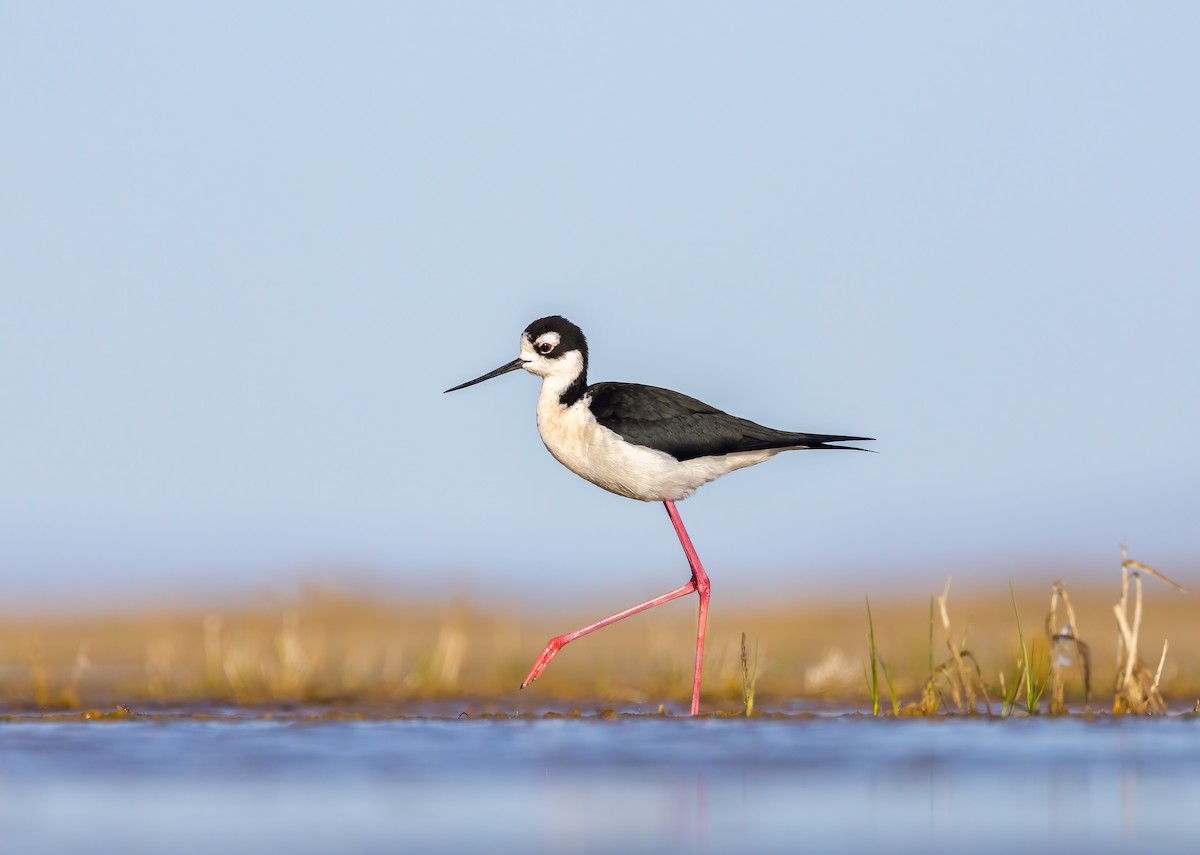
[
  {"left": 339, "top": 633, "right": 378, "bottom": 696},
  {"left": 1112, "top": 547, "right": 1183, "bottom": 714},
  {"left": 405, "top": 622, "right": 467, "bottom": 691},
  {"left": 273, "top": 610, "right": 315, "bottom": 699},
  {"left": 61, "top": 641, "right": 91, "bottom": 709},
  {"left": 144, "top": 637, "right": 175, "bottom": 700},
  {"left": 22, "top": 640, "right": 53, "bottom": 707},
  {"left": 221, "top": 634, "right": 261, "bottom": 703},
  {"left": 203, "top": 614, "right": 223, "bottom": 694},
  {"left": 1153, "top": 639, "right": 1169, "bottom": 692},
  {"left": 382, "top": 639, "right": 406, "bottom": 696},
  {"left": 740, "top": 632, "right": 759, "bottom": 717},
  {"left": 924, "top": 578, "right": 991, "bottom": 716},
  {"left": 1046, "top": 580, "right": 1091, "bottom": 714}
]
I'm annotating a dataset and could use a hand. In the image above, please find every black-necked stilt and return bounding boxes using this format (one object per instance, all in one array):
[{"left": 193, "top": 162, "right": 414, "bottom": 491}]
[{"left": 445, "top": 315, "right": 872, "bottom": 715}]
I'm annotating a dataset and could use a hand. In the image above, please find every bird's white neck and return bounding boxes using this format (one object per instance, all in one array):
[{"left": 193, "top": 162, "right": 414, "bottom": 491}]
[{"left": 529, "top": 349, "right": 587, "bottom": 408}]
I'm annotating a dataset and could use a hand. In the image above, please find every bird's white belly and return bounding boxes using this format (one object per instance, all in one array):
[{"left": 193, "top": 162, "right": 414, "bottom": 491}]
[{"left": 536, "top": 397, "right": 776, "bottom": 502}]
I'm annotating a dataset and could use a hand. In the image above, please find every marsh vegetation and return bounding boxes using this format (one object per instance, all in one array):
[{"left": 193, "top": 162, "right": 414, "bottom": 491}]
[{"left": 2, "top": 553, "right": 1193, "bottom": 718}]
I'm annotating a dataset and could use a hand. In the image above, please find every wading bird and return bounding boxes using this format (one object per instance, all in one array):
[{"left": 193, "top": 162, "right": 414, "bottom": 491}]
[{"left": 445, "top": 315, "right": 871, "bottom": 715}]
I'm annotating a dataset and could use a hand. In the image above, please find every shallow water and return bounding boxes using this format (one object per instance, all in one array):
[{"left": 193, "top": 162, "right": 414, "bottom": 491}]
[{"left": 1, "top": 713, "right": 1197, "bottom": 854}]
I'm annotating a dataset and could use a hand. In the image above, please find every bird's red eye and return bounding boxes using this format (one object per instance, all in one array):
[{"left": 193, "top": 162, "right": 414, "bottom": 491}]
[{"left": 538, "top": 342, "right": 554, "bottom": 354}]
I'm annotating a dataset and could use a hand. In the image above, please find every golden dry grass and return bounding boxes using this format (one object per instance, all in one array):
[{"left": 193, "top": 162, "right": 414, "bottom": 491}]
[{"left": 2, "top": 567, "right": 1197, "bottom": 714}]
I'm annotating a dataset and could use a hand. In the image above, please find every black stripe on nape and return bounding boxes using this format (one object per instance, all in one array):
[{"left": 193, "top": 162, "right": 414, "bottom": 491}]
[{"left": 559, "top": 375, "right": 589, "bottom": 408}]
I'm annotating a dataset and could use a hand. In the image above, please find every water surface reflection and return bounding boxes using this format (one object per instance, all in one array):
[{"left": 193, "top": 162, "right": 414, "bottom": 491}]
[{"left": 0, "top": 716, "right": 1195, "bottom": 853}]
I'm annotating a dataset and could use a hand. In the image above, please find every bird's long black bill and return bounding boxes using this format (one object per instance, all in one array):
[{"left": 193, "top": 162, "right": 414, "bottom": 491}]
[{"left": 443, "top": 358, "right": 525, "bottom": 393}]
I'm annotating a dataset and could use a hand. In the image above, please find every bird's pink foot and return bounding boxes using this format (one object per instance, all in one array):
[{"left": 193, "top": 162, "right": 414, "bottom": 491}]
[{"left": 520, "top": 636, "right": 567, "bottom": 688}]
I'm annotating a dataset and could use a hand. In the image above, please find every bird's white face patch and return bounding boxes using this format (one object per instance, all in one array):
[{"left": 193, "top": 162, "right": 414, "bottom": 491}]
[
  {"left": 532, "top": 331, "right": 561, "bottom": 354},
  {"left": 520, "top": 332, "right": 583, "bottom": 388}
]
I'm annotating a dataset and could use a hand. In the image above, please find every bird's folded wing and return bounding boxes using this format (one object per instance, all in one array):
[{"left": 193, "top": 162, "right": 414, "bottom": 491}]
[{"left": 586, "top": 382, "right": 870, "bottom": 462}]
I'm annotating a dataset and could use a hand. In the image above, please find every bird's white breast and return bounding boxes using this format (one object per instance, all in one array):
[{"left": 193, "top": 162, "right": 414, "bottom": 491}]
[{"left": 535, "top": 386, "right": 777, "bottom": 502}]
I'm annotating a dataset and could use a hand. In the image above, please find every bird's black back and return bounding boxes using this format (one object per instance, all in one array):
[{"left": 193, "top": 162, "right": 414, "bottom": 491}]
[{"left": 586, "top": 382, "right": 872, "bottom": 461}]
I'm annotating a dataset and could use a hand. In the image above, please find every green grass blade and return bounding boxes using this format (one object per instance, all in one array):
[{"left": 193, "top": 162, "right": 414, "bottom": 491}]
[
  {"left": 1010, "top": 583, "right": 1037, "bottom": 715},
  {"left": 865, "top": 596, "right": 880, "bottom": 716}
]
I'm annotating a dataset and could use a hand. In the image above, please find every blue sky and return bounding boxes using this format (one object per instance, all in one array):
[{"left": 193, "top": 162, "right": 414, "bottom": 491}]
[{"left": 2, "top": 4, "right": 1197, "bottom": 607}]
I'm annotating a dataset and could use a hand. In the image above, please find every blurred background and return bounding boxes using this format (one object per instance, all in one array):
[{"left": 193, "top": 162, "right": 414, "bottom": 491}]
[{"left": 1, "top": 3, "right": 1197, "bottom": 616}]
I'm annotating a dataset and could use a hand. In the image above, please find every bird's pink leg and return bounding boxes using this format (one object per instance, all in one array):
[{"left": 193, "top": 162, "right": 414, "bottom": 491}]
[
  {"left": 663, "top": 499, "right": 710, "bottom": 716},
  {"left": 521, "top": 499, "right": 711, "bottom": 716}
]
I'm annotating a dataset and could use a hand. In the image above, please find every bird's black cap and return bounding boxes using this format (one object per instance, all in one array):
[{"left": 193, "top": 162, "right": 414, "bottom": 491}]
[{"left": 524, "top": 315, "right": 589, "bottom": 359}]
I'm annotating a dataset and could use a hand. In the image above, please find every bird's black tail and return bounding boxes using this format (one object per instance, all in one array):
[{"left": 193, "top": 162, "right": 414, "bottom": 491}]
[{"left": 774, "top": 432, "right": 875, "bottom": 453}]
